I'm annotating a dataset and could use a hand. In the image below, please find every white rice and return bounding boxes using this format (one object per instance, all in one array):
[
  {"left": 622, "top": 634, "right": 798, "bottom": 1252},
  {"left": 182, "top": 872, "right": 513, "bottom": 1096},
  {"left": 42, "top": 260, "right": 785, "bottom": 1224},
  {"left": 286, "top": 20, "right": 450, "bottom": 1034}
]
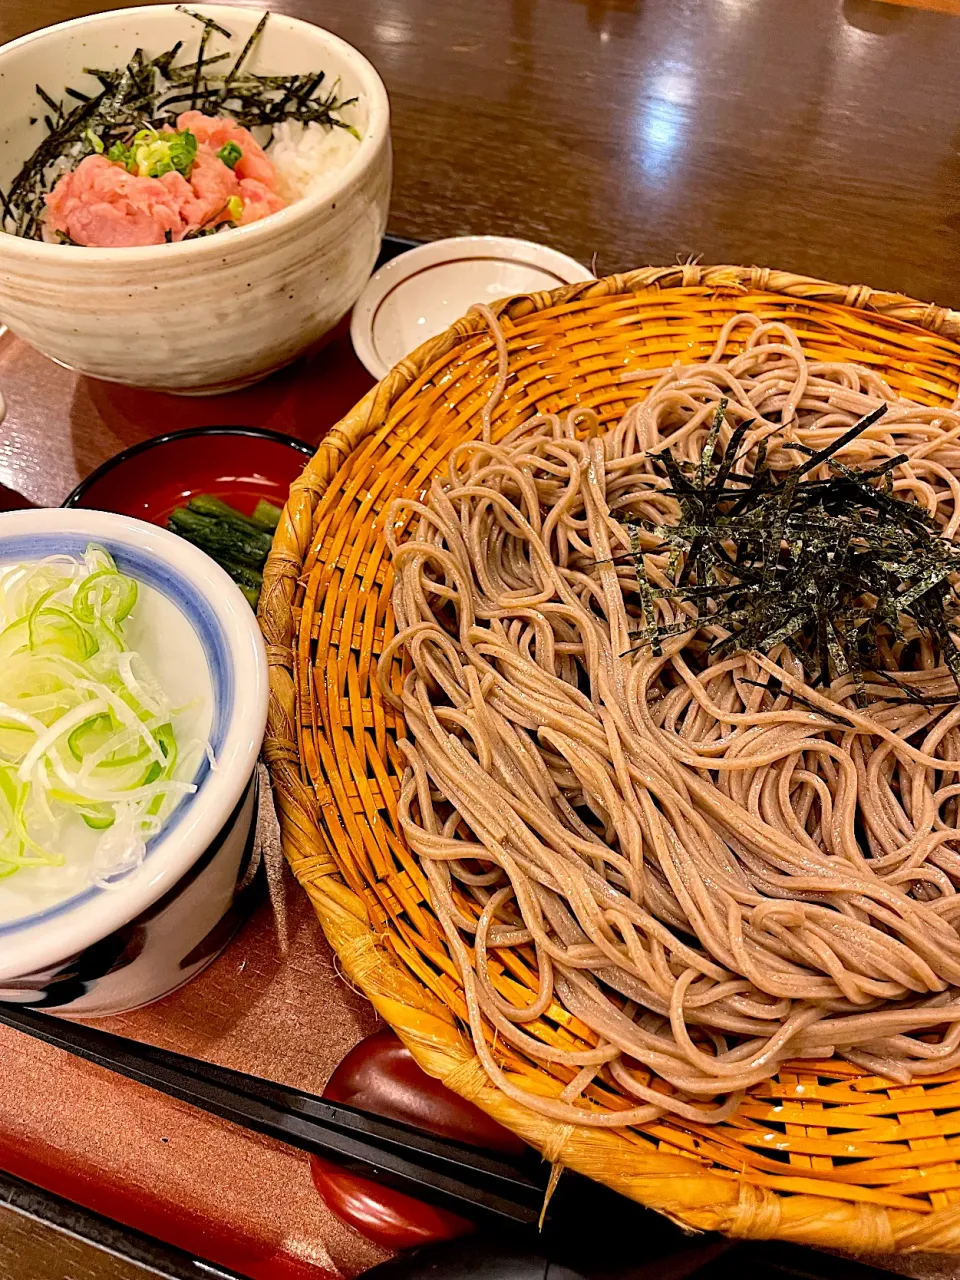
[{"left": 268, "top": 120, "right": 361, "bottom": 204}]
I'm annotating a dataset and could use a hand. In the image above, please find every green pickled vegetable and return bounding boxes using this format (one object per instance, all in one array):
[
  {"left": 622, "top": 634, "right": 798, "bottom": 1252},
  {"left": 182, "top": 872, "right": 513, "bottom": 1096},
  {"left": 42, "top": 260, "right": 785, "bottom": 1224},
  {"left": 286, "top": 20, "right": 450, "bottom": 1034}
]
[
  {"left": 168, "top": 506, "right": 273, "bottom": 567},
  {"left": 166, "top": 493, "right": 280, "bottom": 608},
  {"left": 251, "top": 499, "right": 282, "bottom": 531},
  {"left": 185, "top": 494, "right": 260, "bottom": 524},
  {"left": 220, "top": 562, "right": 264, "bottom": 609}
]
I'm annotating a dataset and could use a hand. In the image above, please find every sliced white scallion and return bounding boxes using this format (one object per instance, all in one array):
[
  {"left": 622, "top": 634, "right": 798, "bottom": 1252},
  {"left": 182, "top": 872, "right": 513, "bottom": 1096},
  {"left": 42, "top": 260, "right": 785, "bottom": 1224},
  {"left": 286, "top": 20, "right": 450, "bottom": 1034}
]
[
  {"left": 0, "top": 545, "right": 202, "bottom": 886},
  {"left": 116, "top": 650, "right": 170, "bottom": 718},
  {"left": 17, "top": 698, "right": 109, "bottom": 783}
]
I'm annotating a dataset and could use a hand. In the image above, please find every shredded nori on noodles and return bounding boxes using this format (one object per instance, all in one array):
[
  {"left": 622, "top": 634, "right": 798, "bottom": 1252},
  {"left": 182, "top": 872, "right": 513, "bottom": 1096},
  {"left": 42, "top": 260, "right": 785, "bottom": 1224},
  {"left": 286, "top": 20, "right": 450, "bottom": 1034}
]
[
  {"left": 2, "top": 9, "right": 357, "bottom": 241},
  {"left": 622, "top": 401, "right": 960, "bottom": 706}
]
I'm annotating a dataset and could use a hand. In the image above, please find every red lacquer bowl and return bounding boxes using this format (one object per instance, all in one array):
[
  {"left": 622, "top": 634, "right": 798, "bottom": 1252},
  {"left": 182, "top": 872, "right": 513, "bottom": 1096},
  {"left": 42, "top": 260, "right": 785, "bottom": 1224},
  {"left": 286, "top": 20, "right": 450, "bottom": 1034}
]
[{"left": 62, "top": 426, "right": 314, "bottom": 524}]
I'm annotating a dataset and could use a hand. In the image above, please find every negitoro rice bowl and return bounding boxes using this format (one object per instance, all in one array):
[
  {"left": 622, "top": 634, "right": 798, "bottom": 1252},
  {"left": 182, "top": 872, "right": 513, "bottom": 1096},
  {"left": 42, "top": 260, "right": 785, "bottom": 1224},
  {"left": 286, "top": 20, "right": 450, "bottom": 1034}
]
[
  {"left": 0, "top": 8, "right": 365, "bottom": 247},
  {"left": 0, "top": 6, "right": 390, "bottom": 391}
]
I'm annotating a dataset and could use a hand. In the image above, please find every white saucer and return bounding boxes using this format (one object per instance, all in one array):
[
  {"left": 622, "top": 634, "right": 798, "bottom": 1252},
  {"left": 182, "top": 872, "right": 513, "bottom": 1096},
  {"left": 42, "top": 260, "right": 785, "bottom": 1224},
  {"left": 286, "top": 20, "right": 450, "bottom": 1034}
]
[{"left": 350, "top": 235, "right": 594, "bottom": 379}]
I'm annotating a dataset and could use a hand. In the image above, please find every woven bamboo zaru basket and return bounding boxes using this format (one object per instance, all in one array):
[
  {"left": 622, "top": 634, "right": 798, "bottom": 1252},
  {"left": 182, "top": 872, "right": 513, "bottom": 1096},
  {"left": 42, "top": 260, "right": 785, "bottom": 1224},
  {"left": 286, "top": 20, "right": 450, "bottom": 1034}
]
[{"left": 261, "top": 264, "right": 960, "bottom": 1255}]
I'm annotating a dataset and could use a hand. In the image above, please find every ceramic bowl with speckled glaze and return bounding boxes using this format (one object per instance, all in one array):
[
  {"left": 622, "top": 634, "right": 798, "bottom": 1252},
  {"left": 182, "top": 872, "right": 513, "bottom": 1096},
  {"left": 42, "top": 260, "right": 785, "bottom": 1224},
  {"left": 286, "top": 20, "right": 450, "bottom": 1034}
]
[{"left": 0, "top": 5, "right": 391, "bottom": 393}]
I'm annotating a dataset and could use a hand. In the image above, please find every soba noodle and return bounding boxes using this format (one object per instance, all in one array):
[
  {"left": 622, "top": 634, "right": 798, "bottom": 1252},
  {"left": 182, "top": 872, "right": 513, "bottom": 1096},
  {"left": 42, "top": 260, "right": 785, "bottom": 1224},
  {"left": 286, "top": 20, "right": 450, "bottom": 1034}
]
[{"left": 378, "top": 312, "right": 960, "bottom": 1126}]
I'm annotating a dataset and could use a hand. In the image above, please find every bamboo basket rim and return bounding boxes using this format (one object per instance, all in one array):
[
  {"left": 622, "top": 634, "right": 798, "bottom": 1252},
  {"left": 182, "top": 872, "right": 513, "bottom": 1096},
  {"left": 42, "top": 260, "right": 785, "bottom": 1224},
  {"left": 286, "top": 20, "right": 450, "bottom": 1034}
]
[{"left": 260, "top": 263, "right": 960, "bottom": 1257}]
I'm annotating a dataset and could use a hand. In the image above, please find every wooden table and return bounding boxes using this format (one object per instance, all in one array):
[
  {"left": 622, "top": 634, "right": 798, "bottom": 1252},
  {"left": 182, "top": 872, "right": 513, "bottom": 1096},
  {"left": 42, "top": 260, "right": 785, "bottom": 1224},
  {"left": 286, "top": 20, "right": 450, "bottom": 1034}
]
[
  {"left": 3, "top": 0, "right": 960, "bottom": 1274},
  {"left": 3, "top": 0, "right": 960, "bottom": 503}
]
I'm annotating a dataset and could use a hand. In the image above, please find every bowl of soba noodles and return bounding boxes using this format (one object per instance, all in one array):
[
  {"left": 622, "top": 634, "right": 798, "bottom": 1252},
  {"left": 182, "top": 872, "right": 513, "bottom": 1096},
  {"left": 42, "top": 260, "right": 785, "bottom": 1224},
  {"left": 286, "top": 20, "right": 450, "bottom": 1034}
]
[
  {"left": 0, "top": 5, "right": 390, "bottom": 392},
  {"left": 261, "top": 263, "right": 960, "bottom": 1253}
]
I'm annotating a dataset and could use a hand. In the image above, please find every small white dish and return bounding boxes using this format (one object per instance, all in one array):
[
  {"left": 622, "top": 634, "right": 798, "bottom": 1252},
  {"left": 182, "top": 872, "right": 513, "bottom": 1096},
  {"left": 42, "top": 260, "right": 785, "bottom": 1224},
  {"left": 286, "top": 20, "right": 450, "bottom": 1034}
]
[{"left": 350, "top": 235, "right": 593, "bottom": 379}]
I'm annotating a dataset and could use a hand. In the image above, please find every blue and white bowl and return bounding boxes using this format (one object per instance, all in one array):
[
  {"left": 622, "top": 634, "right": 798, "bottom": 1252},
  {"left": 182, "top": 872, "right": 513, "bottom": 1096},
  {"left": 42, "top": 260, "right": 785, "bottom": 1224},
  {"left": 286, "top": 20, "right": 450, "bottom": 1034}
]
[{"left": 0, "top": 508, "right": 268, "bottom": 1015}]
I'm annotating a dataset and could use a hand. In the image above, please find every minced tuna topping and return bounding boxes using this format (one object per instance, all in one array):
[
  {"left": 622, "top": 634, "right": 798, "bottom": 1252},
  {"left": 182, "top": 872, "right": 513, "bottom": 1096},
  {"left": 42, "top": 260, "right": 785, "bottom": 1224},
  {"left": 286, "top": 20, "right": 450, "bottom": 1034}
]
[{"left": 42, "top": 112, "right": 287, "bottom": 248}]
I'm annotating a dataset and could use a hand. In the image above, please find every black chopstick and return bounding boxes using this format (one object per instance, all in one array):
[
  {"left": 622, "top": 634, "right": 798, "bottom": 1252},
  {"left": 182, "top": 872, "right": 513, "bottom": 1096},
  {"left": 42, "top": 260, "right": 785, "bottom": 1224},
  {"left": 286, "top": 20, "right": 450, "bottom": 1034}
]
[{"left": 0, "top": 1002, "right": 545, "bottom": 1227}]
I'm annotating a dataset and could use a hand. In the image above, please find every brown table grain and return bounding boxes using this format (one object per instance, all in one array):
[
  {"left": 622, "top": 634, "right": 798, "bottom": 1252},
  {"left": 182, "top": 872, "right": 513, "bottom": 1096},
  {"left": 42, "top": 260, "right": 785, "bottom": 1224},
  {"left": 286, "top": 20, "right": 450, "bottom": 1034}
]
[{"left": 1, "top": 0, "right": 960, "bottom": 502}]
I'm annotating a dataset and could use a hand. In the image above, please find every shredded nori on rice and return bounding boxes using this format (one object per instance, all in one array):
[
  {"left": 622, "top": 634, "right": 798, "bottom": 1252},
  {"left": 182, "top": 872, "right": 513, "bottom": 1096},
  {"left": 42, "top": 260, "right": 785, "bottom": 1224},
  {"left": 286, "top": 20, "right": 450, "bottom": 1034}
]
[
  {"left": 621, "top": 401, "right": 960, "bottom": 707},
  {"left": 2, "top": 9, "right": 358, "bottom": 240}
]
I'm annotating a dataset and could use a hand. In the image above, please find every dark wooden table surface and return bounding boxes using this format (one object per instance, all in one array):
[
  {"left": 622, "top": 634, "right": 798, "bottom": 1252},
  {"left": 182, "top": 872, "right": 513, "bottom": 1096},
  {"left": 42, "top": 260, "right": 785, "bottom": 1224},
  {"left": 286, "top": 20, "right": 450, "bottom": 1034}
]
[
  {"left": 1, "top": 0, "right": 960, "bottom": 504},
  {"left": 3, "top": 0, "right": 960, "bottom": 1275},
  {"left": 3, "top": 0, "right": 960, "bottom": 503}
]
